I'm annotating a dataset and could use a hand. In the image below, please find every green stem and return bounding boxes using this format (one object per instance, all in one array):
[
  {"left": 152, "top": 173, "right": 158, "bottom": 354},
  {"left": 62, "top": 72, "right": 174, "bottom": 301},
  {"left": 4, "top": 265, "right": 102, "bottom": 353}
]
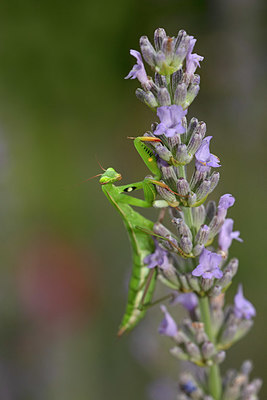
[{"left": 199, "top": 296, "right": 222, "bottom": 400}]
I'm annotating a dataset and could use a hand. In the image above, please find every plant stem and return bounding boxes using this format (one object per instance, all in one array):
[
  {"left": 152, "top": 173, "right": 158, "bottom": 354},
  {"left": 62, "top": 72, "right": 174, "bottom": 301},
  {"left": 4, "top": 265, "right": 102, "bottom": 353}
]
[{"left": 199, "top": 296, "right": 222, "bottom": 400}]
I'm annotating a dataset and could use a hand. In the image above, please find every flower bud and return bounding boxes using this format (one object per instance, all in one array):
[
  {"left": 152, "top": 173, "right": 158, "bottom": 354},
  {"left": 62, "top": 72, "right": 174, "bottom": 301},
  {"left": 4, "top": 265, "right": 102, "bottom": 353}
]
[
  {"left": 226, "top": 258, "right": 239, "bottom": 276},
  {"left": 182, "top": 72, "right": 191, "bottom": 87},
  {"left": 187, "top": 133, "right": 202, "bottom": 156},
  {"left": 135, "top": 89, "right": 158, "bottom": 109},
  {"left": 157, "top": 87, "right": 171, "bottom": 106},
  {"left": 241, "top": 360, "right": 253, "bottom": 376},
  {"left": 202, "top": 341, "right": 215, "bottom": 359},
  {"left": 187, "top": 117, "right": 198, "bottom": 138},
  {"left": 208, "top": 172, "right": 220, "bottom": 194},
  {"left": 194, "top": 224, "right": 210, "bottom": 246},
  {"left": 162, "top": 36, "right": 175, "bottom": 63},
  {"left": 210, "top": 285, "right": 222, "bottom": 297},
  {"left": 176, "top": 144, "right": 191, "bottom": 164},
  {"left": 205, "top": 200, "right": 216, "bottom": 223},
  {"left": 188, "top": 192, "right": 197, "bottom": 206},
  {"left": 178, "top": 274, "right": 190, "bottom": 291},
  {"left": 209, "top": 216, "right": 224, "bottom": 238},
  {"left": 221, "top": 324, "right": 238, "bottom": 345},
  {"left": 194, "top": 323, "right": 209, "bottom": 344},
  {"left": 156, "top": 185, "right": 179, "bottom": 207},
  {"left": 192, "top": 205, "right": 205, "bottom": 229},
  {"left": 185, "top": 84, "right": 200, "bottom": 107},
  {"left": 201, "top": 277, "right": 214, "bottom": 292},
  {"left": 174, "top": 29, "right": 186, "bottom": 50},
  {"left": 193, "top": 244, "right": 204, "bottom": 257},
  {"left": 196, "top": 180, "right": 211, "bottom": 201},
  {"left": 174, "top": 83, "right": 187, "bottom": 106},
  {"left": 161, "top": 166, "right": 178, "bottom": 190},
  {"left": 243, "top": 379, "right": 262, "bottom": 396},
  {"left": 213, "top": 350, "right": 226, "bottom": 364},
  {"left": 180, "top": 236, "right": 193, "bottom": 254},
  {"left": 139, "top": 36, "right": 156, "bottom": 67},
  {"left": 186, "top": 342, "right": 201, "bottom": 361},
  {"left": 154, "top": 72, "right": 167, "bottom": 87},
  {"left": 161, "top": 265, "right": 180, "bottom": 288},
  {"left": 217, "top": 271, "right": 232, "bottom": 289},
  {"left": 187, "top": 274, "right": 201, "bottom": 292},
  {"left": 171, "top": 68, "right": 183, "bottom": 92},
  {"left": 190, "top": 169, "right": 207, "bottom": 191},
  {"left": 154, "top": 28, "right": 166, "bottom": 51},
  {"left": 170, "top": 346, "right": 189, "bottom": 361},
  {"left": 177, "top": 178, "right": 190, "bottom": 196},
  {"left": 181, "top": 116, "right": 188, "bottom": 135},
  {"left": 174, "top": 30, "right": 190, "bottom": 65},
  {"left": 167, "top": 134, "right": 181, "bottom": 153},
  {"left": 174, "top": 330, "right": 190, "bottom": 344},
  {"left": 172, "top": 218, "right": 192, "bottom": 239},
  {"left": 196, "top": 121, "right": 207, "bottom": 139},
  {"left": 154, "top": 143, "right": 173, "bottom": 161},
  {"left": 153, "top": 222, "right": 173, "bottom": 238}
]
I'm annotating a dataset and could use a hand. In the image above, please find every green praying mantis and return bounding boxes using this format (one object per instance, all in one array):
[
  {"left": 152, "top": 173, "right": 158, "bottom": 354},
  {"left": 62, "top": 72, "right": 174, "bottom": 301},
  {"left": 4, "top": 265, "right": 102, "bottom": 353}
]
[{"left": 99, "top": 137, "right": 183, "bottom": 335}]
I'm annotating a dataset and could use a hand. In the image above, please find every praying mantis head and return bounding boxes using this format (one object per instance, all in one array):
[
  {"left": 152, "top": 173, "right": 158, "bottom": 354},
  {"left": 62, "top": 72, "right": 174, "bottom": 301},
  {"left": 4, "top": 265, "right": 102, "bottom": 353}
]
[{"left": 99, "top": 168, "right": 122, "bottom": 185}]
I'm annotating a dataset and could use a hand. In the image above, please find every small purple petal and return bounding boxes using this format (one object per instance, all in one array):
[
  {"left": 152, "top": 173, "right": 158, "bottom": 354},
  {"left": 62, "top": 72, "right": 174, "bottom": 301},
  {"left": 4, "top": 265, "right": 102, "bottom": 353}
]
[
  {"left": 219, "top": 218, "right": 243, "bottom": 252},
  {"left": 217, "top": 194, "right": 235, "bottom": 219},
  {"left": 234, "top": 284, "right": 256, "bottom": 320},
  {"left": 144, "top": 241, "right": 171, "bottom": 270},
  {"left": 187, "top": 36, "right": 197, "bottom": 56},
  {"left": 158, "top": 305, "right": 178, "bottom": 337},
  {"left": 191, "top": 265, "right": 204, "bottom": 277},
  {"left": 172, "top": 293, "right": 198, "bottom": 311},
  {"left": 192, "top": 249, "right": 222, "bottom": 280},
  {"left": 212, "top": 269, "right": 223, "bottom": 279},
  {"left": 195, "top": 136, "right": 220, "bottom": 171},
  {"left": 125, "top": 49, "right": 149, "bottom": 87},
  {"left": 154, "top": 105, "right": 187, "bottom": 138},
  {"left": 186, "top": 53, "right": 204, "bottom": 75},
  {"left": 186, "top": 36, "right": 204, "bottom": 74}
]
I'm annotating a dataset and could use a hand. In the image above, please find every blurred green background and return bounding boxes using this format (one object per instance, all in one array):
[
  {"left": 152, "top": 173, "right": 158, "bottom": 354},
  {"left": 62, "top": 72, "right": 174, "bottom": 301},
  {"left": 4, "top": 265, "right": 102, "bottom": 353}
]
[{"left": 0, "top": 0, "right": 266, "bottom": 399}]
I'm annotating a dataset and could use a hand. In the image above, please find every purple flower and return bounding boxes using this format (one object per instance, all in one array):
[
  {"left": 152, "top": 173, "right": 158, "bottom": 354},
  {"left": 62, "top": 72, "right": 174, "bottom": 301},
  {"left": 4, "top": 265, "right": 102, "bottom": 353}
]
[
  {"left": 144, "top": 241, "right": 171, "bottom": 270},
  {"left": 195, "top": 136, "right": 221, "bottom": 172},
  {"left": 125, "top": 50, "right": 150, "bottom": 87},
  {"left": 158, "top": 305, "right": 178, "bottom": 337},
  {"left": 186, "top": 36, "right": 204, "bottom": 75},
  {"left": 154, "top": 105, "right": 187, "bottom": 138},
  {"left": 187, "top": 53, "right": 204, "bottom": 75},
  {"left": 217, "top": 194, "right": 235, "bottom": 219},
  {"left": 234, "top": 284, "right": 256, "bottom": 320},
  {"left": 192, "top": 248, "right": 223, "bottom": 279},
  {"left": 171, "top": 292, "right": 198, "bottom": 311},
  {"left": 218, "top": 218, "right": 243, "bottom": 252}
]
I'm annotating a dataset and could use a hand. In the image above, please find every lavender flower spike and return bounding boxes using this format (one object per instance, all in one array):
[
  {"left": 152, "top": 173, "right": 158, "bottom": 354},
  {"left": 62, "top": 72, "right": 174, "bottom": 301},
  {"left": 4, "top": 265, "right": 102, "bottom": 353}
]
[
  {"left": 154, "top": 105, "right": 187, "bottom": 137},
  {"left": 217, "top": 194, "right": 235, "bottom": 219},
  {"left": 195, "top": 136, "right": 221, "bottom": 172},
  {"left": 125, "top": 50, "right": 150, "bottom": 87},
  {"left": 144, "top": 240, "right": 171, "bottom": 270},
  {"left": 158, "top": 305, "right": 178, "bottom": 337},
  {"left": 234, "top": 284, "right": 256, "bottom": 320},
  {"left": 192, "top": 248, "right": 223, "bottom": 279},
  {"left": 219, "top": 218, "right": 243, "bottom": 253}
]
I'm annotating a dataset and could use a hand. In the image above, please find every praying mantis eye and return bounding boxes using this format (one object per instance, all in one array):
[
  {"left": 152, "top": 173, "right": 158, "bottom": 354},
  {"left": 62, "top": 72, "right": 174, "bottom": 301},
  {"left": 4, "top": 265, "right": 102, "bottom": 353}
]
[{"left": 124, "top": 186, "right": 137, "bottom": 193}]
